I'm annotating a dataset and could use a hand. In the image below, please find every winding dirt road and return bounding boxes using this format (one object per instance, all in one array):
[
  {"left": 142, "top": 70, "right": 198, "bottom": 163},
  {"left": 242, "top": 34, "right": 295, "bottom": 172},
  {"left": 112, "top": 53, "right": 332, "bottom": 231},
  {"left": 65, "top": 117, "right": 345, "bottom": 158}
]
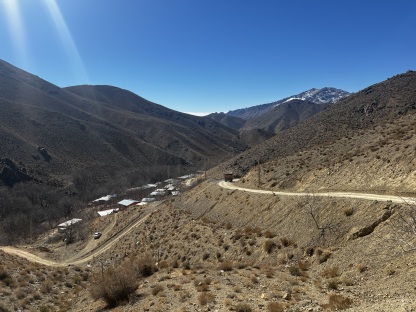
[
  {"left": 218, "top": 181, "right": 416, "bottom": 204},
  {"left": 0, "top": 207, "right": 154, "bottom": 267},
  {"left": 2, "top": 183, "right": 415, "bottom": 267}
]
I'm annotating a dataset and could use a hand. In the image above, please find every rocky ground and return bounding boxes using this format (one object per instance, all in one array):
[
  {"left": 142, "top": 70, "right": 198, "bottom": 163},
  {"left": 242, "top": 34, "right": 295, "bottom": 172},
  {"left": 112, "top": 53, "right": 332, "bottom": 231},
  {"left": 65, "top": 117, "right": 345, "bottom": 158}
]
[{"left": 2, "top": 176, "right": 416, "bottom": 311}]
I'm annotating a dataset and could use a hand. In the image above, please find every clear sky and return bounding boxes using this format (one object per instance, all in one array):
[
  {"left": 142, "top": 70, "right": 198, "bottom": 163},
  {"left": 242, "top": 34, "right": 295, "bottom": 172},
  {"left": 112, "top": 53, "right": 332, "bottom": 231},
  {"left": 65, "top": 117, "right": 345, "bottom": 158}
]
[{"left": 1, "top": 0, "right": 415, "bottom": 115}]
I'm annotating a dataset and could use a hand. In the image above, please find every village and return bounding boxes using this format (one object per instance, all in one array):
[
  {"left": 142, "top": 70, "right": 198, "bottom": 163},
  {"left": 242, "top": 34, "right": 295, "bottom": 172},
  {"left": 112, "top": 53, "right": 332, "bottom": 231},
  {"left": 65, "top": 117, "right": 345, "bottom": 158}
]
[{"left": 56, "top": 174, "right": 199, "bottom": 240}]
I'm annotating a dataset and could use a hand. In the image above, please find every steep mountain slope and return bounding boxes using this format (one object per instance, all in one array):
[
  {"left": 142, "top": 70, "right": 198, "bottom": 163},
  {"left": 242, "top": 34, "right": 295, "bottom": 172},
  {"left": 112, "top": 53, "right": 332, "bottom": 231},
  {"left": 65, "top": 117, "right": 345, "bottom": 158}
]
[
  {"left": 64, "top": 85, "right": 248, "bottom": 165},
  {"left": 238, "top": 128, "right": 276, "bottom": 146},
  {"left": 206, "top": 112, "right": 246, "bottom": 130},
  {"left": 213, "top": 70, "right": 416, "bottom": 194},
  {"left": 242, "top": 99, "right": 330, "bottom": 133},
  {"left": 227, "top": 87, "right": 349, "bottom": 120},
  {"left": 0, "top": 60, "right": 247, "bottom": 193}
]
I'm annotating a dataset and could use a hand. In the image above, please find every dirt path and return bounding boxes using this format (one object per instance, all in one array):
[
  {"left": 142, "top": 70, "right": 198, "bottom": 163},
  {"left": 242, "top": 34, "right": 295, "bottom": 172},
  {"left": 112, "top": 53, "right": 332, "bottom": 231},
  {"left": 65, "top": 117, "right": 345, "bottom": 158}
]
[
  {"left": 0, "top": 246, "right": 61, "bottom": 267},
  {"left": 0, "top": 206, "right": 155, "bottom": 267},
  {"left": 218, "top": 181, "right": 416, "bottom": 204}
]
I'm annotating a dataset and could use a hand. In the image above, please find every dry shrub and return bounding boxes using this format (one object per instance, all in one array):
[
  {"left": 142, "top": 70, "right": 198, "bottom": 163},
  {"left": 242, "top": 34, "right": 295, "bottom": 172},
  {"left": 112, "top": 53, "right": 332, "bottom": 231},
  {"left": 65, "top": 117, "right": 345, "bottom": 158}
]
[
  {"left": 298, "top": 260, "right": 310, "bottom": 271},
  {"left": 250, "top": 274, "right": 259, "bottom": 284},
  {"left": 343, "top": 207, "right": 354, "bottom": 216},
  {"left": 356, "top": 264, "right": 368, "bottom": 273},
  {"left": 322, "top": 293, "right": 352, "bottom": 310},
  {"left": 40, "top": 280, "right": 53, "bottom": 294},
  {"left": 135, "top": 253, "right": 158, "bottom": 277},
  {"left": 263, "top": 240, "right": 276, "bottom": 253},
  {"left": 321, "top": 266, "right": 340, "bottom": 278},
  {"left": 267, "top": 301, "right": 284, "bottom": 312},
  {"left": 0, "top": 266, "right": 14, "bottom": 287},
  {"left": 235, "top": 303, "right": 252, "bottom": 312},
  {"left": 280, "top": 237, "right": 291, "bottom": 247},
  {"left": 151, "top": 284, "right": 164, "bottom": 296},
  {"left": 224, "top": 298, "right": 233, "bottom": 306},
  {"left": 198, "top": 292, "right": 214, "bottom": 306},
  {"left": 158, "top": 260, "right": 169, "bottom": 269},
  {"left": 218, "top": 261, "right": 233, "bottom": 271},
  {"left": 262, "top": 266, "right": 274, "bottom": 278},
  {"left": 0, "top": 266, "right": 10, "bottom": 281},
  {"left": 327, "top": 279, "right": 339, "bottom": 290},
  {"left": 89, "top": 261, "right": 138, "bottom": 307},
  {"left": 305, "top": 246, "right": 315, "bottom": 257},
  {"left": 288, "top": 266, "right": 301, "bottom": 277},
  {"left": 318, "top": 251, "right": 332, "bottom": 263},
  {"left": 263, "top": 230, "right": 276, "bottom": 238}
]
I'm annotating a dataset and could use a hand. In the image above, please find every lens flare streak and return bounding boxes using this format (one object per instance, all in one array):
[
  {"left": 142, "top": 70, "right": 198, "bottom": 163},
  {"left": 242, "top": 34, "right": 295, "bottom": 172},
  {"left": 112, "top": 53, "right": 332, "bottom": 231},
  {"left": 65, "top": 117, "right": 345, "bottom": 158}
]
[
  {"left": 41, "top": 0, "right": 89, "bottom": 84},
  {"left": 1, "top": 0, "right": 28, "bottom": 65}
]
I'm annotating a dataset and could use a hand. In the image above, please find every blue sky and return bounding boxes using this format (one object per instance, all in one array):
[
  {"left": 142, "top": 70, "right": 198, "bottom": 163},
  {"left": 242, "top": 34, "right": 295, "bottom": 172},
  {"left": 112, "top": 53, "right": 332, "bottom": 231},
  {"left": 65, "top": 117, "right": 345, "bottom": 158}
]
[{"left": 1, "top": 0, "right": 415, "bottom": 115}]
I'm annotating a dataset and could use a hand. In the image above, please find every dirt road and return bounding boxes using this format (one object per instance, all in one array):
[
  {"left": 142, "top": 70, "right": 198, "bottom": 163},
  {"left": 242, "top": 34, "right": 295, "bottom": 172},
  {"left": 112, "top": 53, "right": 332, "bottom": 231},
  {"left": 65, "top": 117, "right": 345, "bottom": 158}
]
[
  {"left": 0, "top": 208, "right": 153, "bottom": 267},
  {"left": 2, "top": 184, "right": 414, "bottom": 267},
  {"left": 218, "top": 181, "right": 416, "bottom": 204}
]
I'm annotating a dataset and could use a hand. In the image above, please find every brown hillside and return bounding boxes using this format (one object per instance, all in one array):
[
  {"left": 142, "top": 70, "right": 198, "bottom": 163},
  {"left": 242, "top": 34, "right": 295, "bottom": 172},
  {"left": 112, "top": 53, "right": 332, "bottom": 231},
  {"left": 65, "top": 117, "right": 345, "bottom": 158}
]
[
  {"left": 213, "top": 70, "right": 416, "bottom": 193},
  {"left": 243, "top": 99, "right": 329, "bottom": 133},
  {"left": 0, "top": 59, "right": 247, "bottom": 191},
  {"left": 1, "top": 70, "right": 416, "bottom": 311}
]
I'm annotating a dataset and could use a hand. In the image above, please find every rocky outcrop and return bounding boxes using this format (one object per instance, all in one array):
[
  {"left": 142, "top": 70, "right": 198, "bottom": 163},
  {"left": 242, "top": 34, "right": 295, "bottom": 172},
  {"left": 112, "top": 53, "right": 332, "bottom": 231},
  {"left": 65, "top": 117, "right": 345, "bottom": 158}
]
[
  {"left": 0, "top": 158, "right": 33, "bottom": 187},
  {"left": 347, "top": 207, "right": 394, "bottom": 240}
]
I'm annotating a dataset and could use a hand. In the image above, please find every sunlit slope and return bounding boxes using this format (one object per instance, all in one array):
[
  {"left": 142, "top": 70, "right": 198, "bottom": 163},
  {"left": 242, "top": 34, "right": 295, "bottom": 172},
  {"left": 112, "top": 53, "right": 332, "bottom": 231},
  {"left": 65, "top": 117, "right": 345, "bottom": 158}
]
[{"left": 212, "top": 71, "right": 416, "bottom": 194}]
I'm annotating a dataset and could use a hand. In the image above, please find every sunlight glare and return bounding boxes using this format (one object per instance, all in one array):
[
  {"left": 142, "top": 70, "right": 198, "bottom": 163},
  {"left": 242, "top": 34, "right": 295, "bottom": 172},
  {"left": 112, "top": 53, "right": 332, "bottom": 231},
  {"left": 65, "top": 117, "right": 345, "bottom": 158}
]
[
  {"left": 1, "top": 0, "right": 28, "bottom": 65},
  {"left": 41, "top": 0, "right": 89, "bottom": 84}
]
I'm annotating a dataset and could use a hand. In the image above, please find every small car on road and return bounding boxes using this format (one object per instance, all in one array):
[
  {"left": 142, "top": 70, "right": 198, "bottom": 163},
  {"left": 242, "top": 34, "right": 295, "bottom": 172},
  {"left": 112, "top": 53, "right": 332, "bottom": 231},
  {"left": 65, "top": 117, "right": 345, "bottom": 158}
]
[{"left": 93, "top": 232, "right": 102, "bottom": 239}]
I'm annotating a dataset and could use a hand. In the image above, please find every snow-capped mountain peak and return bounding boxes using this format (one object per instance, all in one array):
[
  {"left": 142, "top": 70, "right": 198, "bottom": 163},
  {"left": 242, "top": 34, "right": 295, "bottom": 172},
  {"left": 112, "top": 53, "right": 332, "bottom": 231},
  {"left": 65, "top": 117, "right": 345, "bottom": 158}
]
[
  {"left": 280, "top": 87, "right": 349, "bottom": 106},
  {"left": 227, "top": 87, "right": 350, "bottom": 120}
]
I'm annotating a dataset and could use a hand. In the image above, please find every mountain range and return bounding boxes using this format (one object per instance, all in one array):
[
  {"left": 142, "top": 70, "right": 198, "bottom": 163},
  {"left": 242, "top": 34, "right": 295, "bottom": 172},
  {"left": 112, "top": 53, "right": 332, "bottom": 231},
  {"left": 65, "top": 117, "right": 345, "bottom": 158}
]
[
  {"left": 226, "top": 87, "right": 350, "bottom": 120},
  {"left": 1, "top": 59, "right": 416, "bottom": 311},
  {"left": 0, "top": 59, "right": 247, "bottom": 196},
  {"left": 208, "top": 87, "right": 350, "bottom": 134}
]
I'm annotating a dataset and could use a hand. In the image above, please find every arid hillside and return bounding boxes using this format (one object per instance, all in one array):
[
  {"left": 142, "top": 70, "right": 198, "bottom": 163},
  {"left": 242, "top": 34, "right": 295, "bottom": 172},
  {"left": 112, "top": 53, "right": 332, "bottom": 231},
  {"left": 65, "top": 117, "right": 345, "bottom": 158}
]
[
  {"left": 0, "top": 59, "right": 247, "bottom": 192},
  {"left": 1, "top": 71, "right": 416, "bottom": 311},
  {"left": 212, "top": 71, "right": 416, "bottom": 193},
  {"left": 0, "top": 59, "right": 247, "bottom": 244}
]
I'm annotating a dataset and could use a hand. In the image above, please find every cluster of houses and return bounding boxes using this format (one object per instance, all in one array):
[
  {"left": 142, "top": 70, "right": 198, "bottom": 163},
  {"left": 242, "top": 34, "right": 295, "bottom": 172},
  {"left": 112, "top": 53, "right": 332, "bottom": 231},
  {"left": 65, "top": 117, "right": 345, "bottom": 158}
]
[
  {"left": 92, "top": 177, "right": 189, "bottom": 217},
  {"left": 57, "top": 174, "right": 198, "bottom": 232}
]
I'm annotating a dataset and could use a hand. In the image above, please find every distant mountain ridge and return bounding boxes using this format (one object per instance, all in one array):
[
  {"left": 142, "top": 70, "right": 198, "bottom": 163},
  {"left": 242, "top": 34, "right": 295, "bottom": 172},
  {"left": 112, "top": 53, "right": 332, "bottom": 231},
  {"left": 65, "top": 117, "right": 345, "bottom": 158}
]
[
  {"left": 242, "top": 99, "right": 330, "bottom": 133},
  {"left": 227, "top": 87, "right": 350, "bottom": 120}
]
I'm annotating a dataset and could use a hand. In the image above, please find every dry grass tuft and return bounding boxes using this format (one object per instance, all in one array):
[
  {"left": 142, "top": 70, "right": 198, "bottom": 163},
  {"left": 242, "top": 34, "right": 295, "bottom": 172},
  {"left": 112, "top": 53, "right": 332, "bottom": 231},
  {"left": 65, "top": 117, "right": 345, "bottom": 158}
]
[
  {"left": 267, "top": 301, "right": 285, "bottom": 312},
  {"left": 322, "top": 293, "right": 352, "bottom": 310},
  {"left": 264, "top": 240, "right": 276, "bottom": 253},
  {"left": 321, "top": 266, "right": 340, "bottom": 278},
  {"left": 151, "top": 284, "right": 164, "bottom": 296},
  {"left": 235, "top": 302, "right": 253, "bottom": 312},
  {"left": 198, "top": 292, "right": 214, "bottom": 306}
]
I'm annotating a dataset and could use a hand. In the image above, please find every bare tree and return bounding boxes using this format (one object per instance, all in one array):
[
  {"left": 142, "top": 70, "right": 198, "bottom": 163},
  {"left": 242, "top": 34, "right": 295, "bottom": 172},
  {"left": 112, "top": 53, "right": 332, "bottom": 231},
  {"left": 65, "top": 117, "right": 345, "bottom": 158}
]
[
  {"left": 384, "top": 198, "right": 416, "bottom": 254},
  {"left": 300, "top": 194, "right": 340, "bottom": 246}
]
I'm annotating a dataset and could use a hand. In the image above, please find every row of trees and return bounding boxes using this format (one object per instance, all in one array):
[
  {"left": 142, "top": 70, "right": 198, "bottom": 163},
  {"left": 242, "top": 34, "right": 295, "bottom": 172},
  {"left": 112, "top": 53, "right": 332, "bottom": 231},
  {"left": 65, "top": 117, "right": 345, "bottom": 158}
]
[{"left": 0, "top": 183, "right": 82, "bottom": 244}]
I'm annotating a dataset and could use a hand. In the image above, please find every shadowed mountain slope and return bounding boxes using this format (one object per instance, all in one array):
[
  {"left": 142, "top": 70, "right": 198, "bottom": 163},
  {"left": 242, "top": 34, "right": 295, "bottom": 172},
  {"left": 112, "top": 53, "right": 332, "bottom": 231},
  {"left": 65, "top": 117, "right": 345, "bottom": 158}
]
[
  {"left": 206, "top": 112, "right": 247, "bottom": 130},
  {"left": 242, "top": 99, "right": 330, "bottom": 133},
  {"left": 0, "top": 60, "right": 247, "bottom": 192}
]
